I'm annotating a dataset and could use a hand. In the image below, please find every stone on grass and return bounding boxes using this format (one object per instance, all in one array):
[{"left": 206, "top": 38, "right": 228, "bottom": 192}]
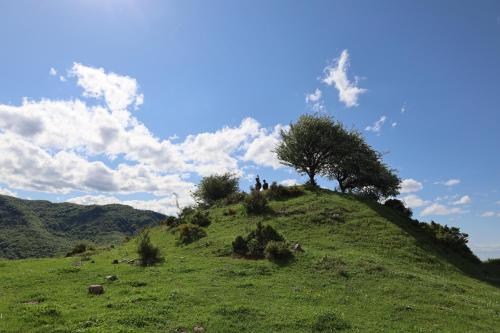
[
  {"left": 105, "top": 275, "right": 118, "bottom": 281},
  {"left": 88, "top": 284, "right": 104, "bottom": 295},
  {"left": 193, "top": 326, "right": 205, "bottom": 332},
  {"left": 292, "top": 243, "right": 304, "bottom": 252}
]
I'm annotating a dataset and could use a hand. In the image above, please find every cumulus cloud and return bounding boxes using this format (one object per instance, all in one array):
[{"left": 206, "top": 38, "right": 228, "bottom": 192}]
[
  {"left": 0, "top": 63, "right": 289, "bottom": 211},
  {"left": 69, "top": 62, "right": 143, "bottom": 112},
  {"left": 365, "top": 116, "right": 386, "bottom": 134},
  {"left": 391, "top": 122, "right": 397, "bottom": 128},
  {"left": 421, "top": 203, "right": 464, "bottom": 216},
  {"left": 322, "top": 49, "right": 366, "bottom": 108},
  {"left": 453, "top": 195, "right": 471, "bottom": 205},
  {"left": 400, "top": 178, "right": 423, "bottom": 193},
  {"left": 49, "top": 67, "right": 57, "bottom": 76},
  {"left": 401, "top": 194, "right": 430, "bottom": 209}
]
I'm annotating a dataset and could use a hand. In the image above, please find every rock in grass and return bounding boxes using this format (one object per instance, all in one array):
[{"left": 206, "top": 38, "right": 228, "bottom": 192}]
[
  {"left": 292, "top": 243, "right": 304, "bottom": 252},
  {"left": 105, "top": 275, "right": 118, "bottom": 281},
  {"left": 88, "top": 285, "right": 104, "bottom": 295},
  {"left": 112, "top": 259, "right": 119, "bottom": 264},
  {"left": 193, "top": 326, "right": 205, "bottom": 332}
]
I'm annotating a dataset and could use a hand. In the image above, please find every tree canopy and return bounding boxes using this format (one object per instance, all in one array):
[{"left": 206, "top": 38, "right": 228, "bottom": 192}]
[{"left": 275, "top": 114, "right": 400, "bottom": 200}]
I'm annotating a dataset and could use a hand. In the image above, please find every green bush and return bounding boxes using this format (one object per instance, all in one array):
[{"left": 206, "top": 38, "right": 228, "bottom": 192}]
[
  {"left": 243, "top": 191, "right": 270, "bottom": 215},
  {"left": 186, "top": 210, "right": 211, "bottom": 227},
  {"left": 193, "top": 173, "right": 239, "bottom": 206},
  {"left": 65, "top": 243, "right": 87, "bottom": 257},
  {"left": 222, "top": 192, "right": 246, "bottom": 205},
  {"left": 384, "top": 199, "right": 412, "bottom": 218},
  {"left": 177, "top": 224, "right": 207, "bottom": 244},
  {"left": 137, "top": 230, "right": 163, "bottom": 266},
  {"left": 231, "top": 222, "right": 288, "bottom": 261},
  {"left": 232, "top": 236, "right": 248, "bottom": 256},
  {"left": 264, "top": 241, "right": 292, "bottom": 261},
  {"left": 265, "top": 182, "right": 303, "bottom": 200},
  {"left": 312, "top": 311, "right": 350, "bottom": 332}
]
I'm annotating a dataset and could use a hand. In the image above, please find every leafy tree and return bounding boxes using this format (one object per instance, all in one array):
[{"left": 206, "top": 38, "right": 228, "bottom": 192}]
[
  {"left": 325, "top": 130, "right": 400, "bottom": 199},
  {"left": 275, "top": 114, "right": 346, "bottom": 187},
  {"left": 137, "top": 230, "right": 163, "bottom": 266},
  {"left": 193, "top": 173, "right": 239, "bottom": 206}
]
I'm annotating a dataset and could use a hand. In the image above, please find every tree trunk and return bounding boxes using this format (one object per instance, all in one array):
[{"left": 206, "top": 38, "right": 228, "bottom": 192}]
[{"left": 307, "top": 172, "right": 317, "bottom": 187}]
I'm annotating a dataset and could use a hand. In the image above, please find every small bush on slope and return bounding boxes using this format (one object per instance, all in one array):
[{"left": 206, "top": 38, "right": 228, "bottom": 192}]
[
  {"left": 177, "top": 224, "right": 207, "bottom": 244},
  {"left": 264, "top": 241, "right": 292, "bottom": 262},
  {"left": 193, "top": 173, "right": 239, "bottom": 206},
  {"left": 243, "top": 191, "right": 270, "bottom": 215},
  {"left": 232, "top": 222, "right": 289, "bottom": 261},
  {"left": 264, "top": 182, "right": 304, "bottom": 200},
  {"left": 384, "top": 199, "right": 412, "bottom": 218},
  {"left": 137, "top": 230, "right": 163, "bottom": 266}
]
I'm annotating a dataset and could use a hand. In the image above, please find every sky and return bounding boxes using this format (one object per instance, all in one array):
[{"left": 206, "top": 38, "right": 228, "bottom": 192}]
[{"left": 0, "top": 0, "right": 499, "bottom": 259}]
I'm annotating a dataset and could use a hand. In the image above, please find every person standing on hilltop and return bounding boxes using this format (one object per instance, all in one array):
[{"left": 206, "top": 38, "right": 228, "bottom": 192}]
[
  {"left": 255, "top": 175, "right": 262, "bottom": 191},
  {"left": 262, "top": 180, "right": 269, "bottom": 190}
]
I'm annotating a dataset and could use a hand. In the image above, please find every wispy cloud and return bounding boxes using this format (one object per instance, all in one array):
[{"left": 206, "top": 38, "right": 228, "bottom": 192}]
[
  {"left": 322, "top": 49, "right": 366, "bottom": 108},
  {"left": 365, "top": 115, "right": 386, "bottom": 134},
  {"left": 49, "top": 67, "right": 57, "bottom": 76},
  {"left": 435, "top": 179, "right": 461, "bottom": 186}
]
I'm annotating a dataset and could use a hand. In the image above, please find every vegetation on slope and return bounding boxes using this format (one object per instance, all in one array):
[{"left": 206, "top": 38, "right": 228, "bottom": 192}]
[
  {"left": 0, "top": 189, "right": 499, "bottom": 332},
  {"left": 0, "top": 194, "right": 165, "bottom": 259}
]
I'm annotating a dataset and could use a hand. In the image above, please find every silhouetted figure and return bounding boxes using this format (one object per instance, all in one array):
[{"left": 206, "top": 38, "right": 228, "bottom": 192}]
[
  {"left": 255, "top": 175, "right": 262, "bottom": 191},
  {"left": 262, "top": 180, "right": 269, "bottom": 190}
]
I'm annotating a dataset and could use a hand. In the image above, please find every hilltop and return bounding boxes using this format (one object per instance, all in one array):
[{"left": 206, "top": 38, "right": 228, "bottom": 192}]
[
  {"left": 0, "top": 189, "right": 499, "bottom": 332},
  {"left": 0, "top": 194, "right": 165, "bottom": 259}
]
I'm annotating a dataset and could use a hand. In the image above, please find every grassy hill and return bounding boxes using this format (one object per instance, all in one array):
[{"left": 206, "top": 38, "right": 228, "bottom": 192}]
[
  {"left": 0, "top": 189, "right": 499, "bottom": 332},
  {"left": 0, "top": 194, "right": 166, "bottom": 259}
]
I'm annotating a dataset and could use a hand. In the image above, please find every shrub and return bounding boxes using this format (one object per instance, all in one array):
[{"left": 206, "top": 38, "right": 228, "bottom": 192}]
[
  {"left": 137, "top": 230, "right": 163, "bottom": 266},
  {"left": 231, "top": 222, "right": 289, "bottom": 261},
  {"left": 243, "top": 191, "right": 270, "bottom": 215},
  {"left": 65, "top": 243, "right": 87, "bottom": 257},
  {"left": 264, "top": 241, "right": 292, "bottom": 261},
  {"left": 223, "top": 208, "right": 237, "bottom": 216},
  {"left": 193, "top": 173, "right": 239, "bottom": 206},
  {"left": 232, "top": 236, "right": 248, "bottom": 256},
  {"left": 186, "top": 210, "right": 211, "bottom": 227},
  {"left": 160, "top": 216, "right": 178, "bottom": 227},
  {"left": 312, "top": 311, "right": 350, "bottom": 332},
  {"left": 384, "top": 199, "right": 413, "bottom": 218},
  {"left": 223, "top": 192, "right": 246, "bottom": 205},
  {"left": 265, "top": 182, "right": 303, "bottom": 200},
  {"left": 177, "top": 224, "right": 207, "bottom": 244}
]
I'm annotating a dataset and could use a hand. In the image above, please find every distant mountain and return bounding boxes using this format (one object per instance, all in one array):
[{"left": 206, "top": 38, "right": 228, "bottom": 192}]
[{"left": 0, "top": 194, "right": 166, "bottom": 259}]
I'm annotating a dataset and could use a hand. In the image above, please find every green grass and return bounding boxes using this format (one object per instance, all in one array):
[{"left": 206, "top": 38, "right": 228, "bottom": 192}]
[{"left": 1, "top": 189, "right": 499, "bottom": 332}]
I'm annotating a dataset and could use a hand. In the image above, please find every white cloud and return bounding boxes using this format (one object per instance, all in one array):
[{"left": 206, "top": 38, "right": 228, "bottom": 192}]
[
  {"left": 68, "top": 194, "right": 192, "bottom": 216},
  {"left": 322, "top": 49, "right": 366, "bottom": 108},
  {"left": 69, "top": 62, "right": 142, "bottom": 112},
  {"left": 481, "top": 211, "right": 496, "bottom": 217},
  {"left": 280, "top": 179, "right": 299, "bottom": 186},
  {"left": 401, "top": 105, "right": 406, "bottom": 113},
  {"left": 0, "top": 186, "right": 16, "bottom": 197},
  {"left": 0, "top": 62, "right": 294, "bottom": 208},
  {"left": 421, "top": 203, "right": 464, "bottom": 216},
  {"left": 401, "top": 194, "right": 430, "bottom": 209},
  {"left": 365, "top": 115, "right": 386, "bottom": 134},
  {"left": 59, "top": 76, "right": 66, "bottom": 82},
  {"left": 435, "top": 179, "right": 461, "bottom": 186},
  {"left": 400, "top": 178, "right": 423, "bottom": 193},
  {"left": 49, "top": 67, "right": 57, "bottom": 76},
  {"left": 305, "top": 89, "right": 322, "bottom": 103},
  {"left": 452, "top": 195, "right": 471, "bottom": 205},
  {"left": 391, "top": 122, "right": 397, "bottom": 128}
]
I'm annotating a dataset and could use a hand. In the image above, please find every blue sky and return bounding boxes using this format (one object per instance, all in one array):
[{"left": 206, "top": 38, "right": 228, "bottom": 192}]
[{"left": 0, "top": 1, "right": 499, "bottom": 258}]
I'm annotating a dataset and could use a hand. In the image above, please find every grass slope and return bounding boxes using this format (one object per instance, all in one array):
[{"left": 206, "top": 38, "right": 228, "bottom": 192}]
[
  {"left": 0, "top": 195, "right": 165, "bottom": 259},
  {"left": 0, "top": 190, "right": 499, "bottom": 332}
]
